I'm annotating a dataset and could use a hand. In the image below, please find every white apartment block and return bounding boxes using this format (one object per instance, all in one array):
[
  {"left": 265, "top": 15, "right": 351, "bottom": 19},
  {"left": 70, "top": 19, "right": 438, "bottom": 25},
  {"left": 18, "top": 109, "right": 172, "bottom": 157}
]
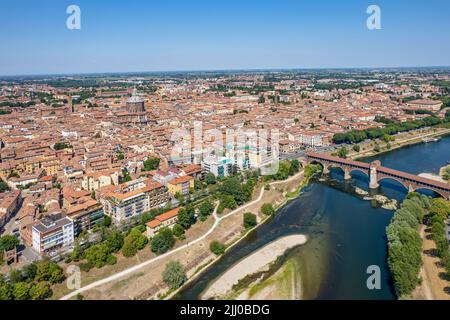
[
  {"left": 202, "top": 156, "right": 234, "bottom": 178},
  {"left": 32, "top": 216, "right": 74, "bottom": 255},
  {"left": 100, "top": 178, "right": 170, "bottom": 223}
]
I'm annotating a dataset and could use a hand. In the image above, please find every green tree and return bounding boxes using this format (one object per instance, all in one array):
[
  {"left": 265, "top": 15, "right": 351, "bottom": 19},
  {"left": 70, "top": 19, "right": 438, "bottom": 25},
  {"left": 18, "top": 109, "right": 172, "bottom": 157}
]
[
  {"left": 151, "top": 227, "right": 175, "bottom": 255},
  {"left": 352, "top": 145, "right": 361, "bottom": 153},
  {"left": 162, "top": 261, "right": 187, "bottom": 290},
  {"left": 442, "top": 166, "right": 450, "bottom": 181},
  {"left": 84, "top": 243, "right": 114, "bottom": 269},
  {"left": 9, "top": 269, "right": 25, "bottom": 284},
  {"left": 289, "top": 159, "right": 301, "bottom": 176},
  {"left": 104, "top": 229, "right": 124, "bottom": 253},
  {"left": 22, "top": 263, "right": 38, "bottom": 281},
  {"left": 102, "top": 216, "right": 112, "bottom": 228},
  {"left": 198, "top": 200, "right": 214, "bottom": 220},
  {"left": 429, "top": 198, "right": 450, "bottom": 220},
  {"left": 373, "top": 143, "right": 381, "bottom": 153},
  {"left": 205, "top": 173, "right": 216, "bottom": 185},
  {"left": 29, "top": 281, "right": 52, "bottom": 300},
  {"left": 219, "top": 195, "right": 237, "bottom": 211},
  {"left": 53, "top": 142, "right": 71, "bottom": 150},
  {"left": 34, "top": 260, "right": 65, "bottom": 284},
  {"left": 0, "top": 235, "right": 19, "bottom": 252},
  {"left": 219, "top": 176, "right": 246, "bottom": 204},
  {"left": 386, "top": 195, "right": 426, "bottom": 298},
  {"left": 12, "top": 282, "right": 30, "bottom": 300},
  {"left": 210, "top": 241, "right": 226, "bottom": 255},
  {"left": 142, "top": 157, "right": 160, "bottom": 171},
  {"left": 0, "top": 275, "right": 12, "bottom": 300},
  {"left": 0, "top": 179, "right": 9, "bottom": 193},
  {"left": 337, "top": 147, "right": 349, "bottom": 159},
  {"left": 243, "top": 212, "right": 257, "bottom": 229},
  {"left": 121, "top": 168, "right": 132, "bottom": 183},
  {"left": 177, "top": 205, "right": 195, "bottom": 229},
  {"left": 172, "top": 224, "right": 185, "bottom": 238},
  {"left": 261, "top": 203, "right": 275, "bottom": 216},
  {"left": 121, "top": 228, "right": 148, "bottom": 257}
]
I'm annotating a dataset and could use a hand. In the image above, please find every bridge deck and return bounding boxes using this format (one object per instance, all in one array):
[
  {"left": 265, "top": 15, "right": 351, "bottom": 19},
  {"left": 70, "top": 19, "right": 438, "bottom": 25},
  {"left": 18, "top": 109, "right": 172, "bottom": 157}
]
[
  {"left": 307, "top": 152, "right": 450, "bottom": 193},
  {"left": 377, "top": 166, "right": 450, "bottom": 192},
  {"left": 307, "top": 152, "right": 370, "bottom": 169}
]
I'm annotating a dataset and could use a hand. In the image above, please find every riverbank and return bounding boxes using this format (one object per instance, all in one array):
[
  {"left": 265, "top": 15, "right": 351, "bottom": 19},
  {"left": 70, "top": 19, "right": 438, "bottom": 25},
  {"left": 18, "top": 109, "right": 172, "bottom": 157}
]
[
  {"left": 418, "top": 173, "right": 447, "bottom": 184},
  {"left": 200, "top": 234, "right": 307, "bottom": 300},
  {"left": 57, "top": 170, "right": 306, "bottom": 300},
  {"left": 166, "top": 170, "right": 307, "bottom": 300},
  {"left": 414, "top": 225, "right": 450, "bottom": 300},
  {"left": 347, "top": 127, "right": 450, "bottom": 161}
]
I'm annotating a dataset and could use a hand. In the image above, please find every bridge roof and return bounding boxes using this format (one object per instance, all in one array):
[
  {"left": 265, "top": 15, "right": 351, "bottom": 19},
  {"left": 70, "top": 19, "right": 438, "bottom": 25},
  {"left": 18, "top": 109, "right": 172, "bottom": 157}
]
[
  {"left": 378, "top": 166, "right": 450, "bottom": 191},
  {"left": 306, "top": 152, "right": 370, "bottom": 169},
  {"left": 307, "top": 152, "right": 450, "bottom": 192}
]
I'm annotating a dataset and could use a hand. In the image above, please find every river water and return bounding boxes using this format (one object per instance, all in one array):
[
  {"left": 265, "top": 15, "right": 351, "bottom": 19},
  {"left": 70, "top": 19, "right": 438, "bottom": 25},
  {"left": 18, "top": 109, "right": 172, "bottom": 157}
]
[{"left": 176, "top": 135, "right": 450, "bottom": 300}]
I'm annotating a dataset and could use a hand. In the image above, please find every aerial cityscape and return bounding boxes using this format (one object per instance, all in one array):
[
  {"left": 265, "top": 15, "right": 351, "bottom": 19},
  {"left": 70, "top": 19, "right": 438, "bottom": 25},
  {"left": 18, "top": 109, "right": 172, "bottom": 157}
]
[{"left": 1, "top": 0, "right": 450, "bottom": 311}]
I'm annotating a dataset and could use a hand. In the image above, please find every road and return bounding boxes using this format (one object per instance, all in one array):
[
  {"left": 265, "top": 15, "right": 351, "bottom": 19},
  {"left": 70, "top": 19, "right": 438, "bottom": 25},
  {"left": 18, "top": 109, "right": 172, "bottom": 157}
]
[{"left": 60, "top": 170, "right": 304, "bottom": 300}]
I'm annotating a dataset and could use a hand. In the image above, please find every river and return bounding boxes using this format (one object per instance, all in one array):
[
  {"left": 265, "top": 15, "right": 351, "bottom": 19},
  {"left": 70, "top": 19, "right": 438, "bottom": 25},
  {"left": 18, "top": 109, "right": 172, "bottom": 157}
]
[{"left": 176, "top": 135, "right": 450, "bottom": 300}]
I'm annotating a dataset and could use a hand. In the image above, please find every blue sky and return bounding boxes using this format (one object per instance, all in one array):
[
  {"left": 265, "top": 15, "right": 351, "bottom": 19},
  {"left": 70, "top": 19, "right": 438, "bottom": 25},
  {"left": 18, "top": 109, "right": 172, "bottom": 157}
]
[{"left": 0, "top": 0, "right": 449, "bottom": 75}]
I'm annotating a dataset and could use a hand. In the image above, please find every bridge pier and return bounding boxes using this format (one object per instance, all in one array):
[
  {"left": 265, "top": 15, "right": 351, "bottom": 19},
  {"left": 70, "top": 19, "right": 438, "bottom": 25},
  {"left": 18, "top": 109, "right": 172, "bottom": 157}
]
[
  {"left": 306, "top": 152, "right": 450, "bottom": 199},
  {"left": 369, "top": 162, "right": 380, "bottom": 190},
  {"left": 344, "top": 169, "right": 351, "bottom": 180},
  {"left": 369, "top": 179, "right": 380, "bottom": 190}
]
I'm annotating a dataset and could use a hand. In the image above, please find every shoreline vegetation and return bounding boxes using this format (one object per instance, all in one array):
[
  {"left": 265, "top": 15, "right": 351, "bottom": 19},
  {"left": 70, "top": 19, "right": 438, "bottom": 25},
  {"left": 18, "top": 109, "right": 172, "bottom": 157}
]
[
  {"left": 170, "top": 126, "right": 450, "bottom": 301},
  {"left": 343, "top": 127, "right": 450, "bottom": 161},
  {"left": 387, "top": 193, "right": 450, "bottom": 299},
  {"left": 43, "top": 126, "right": 449, "bottom": 300},
  {"left": 168, "top": 164, "right": 320, "bottom": 300}
]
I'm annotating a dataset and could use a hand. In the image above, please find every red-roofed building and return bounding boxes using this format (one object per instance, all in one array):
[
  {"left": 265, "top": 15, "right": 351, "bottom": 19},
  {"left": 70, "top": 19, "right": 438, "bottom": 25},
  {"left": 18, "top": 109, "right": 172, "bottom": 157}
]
[{"left": 145, "top": 207, "right": 180, "bottom": 237}]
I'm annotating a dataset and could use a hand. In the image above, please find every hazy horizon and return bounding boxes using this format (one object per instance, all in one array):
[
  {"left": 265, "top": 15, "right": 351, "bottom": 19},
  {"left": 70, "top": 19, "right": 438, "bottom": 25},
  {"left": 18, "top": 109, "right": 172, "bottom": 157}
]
[{"left": 1, "top": 0, "right": 450, "bottom": 76}]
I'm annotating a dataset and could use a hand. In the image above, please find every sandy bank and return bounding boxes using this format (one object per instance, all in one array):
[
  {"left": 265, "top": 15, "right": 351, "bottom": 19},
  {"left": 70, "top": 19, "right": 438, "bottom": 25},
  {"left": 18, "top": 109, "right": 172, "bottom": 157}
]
[
  {"left": 201, "top": 234, "right": 307, "bottom": 299},
  {"left": 418, "top": 173, "right": 447, "bottom": 184}
]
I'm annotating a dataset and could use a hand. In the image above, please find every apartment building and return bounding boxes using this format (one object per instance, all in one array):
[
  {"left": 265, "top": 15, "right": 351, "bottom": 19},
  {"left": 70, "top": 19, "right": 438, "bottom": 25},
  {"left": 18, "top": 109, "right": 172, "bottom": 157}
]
[
  {"left": 32, "top": 214, "right": 74, "bottom": 255},
  {"left": 66, "top": 199, "right": 104, "bottom": 235},
  {"left": 202, "top": 156, "right": 233, "bottom": 178},
  {"left": 167, "top": 175, "right": 194, "bottom": 196},
  {"left": 81, "top": 169, "right": 120, "bottom": 191},
  {"left": 0, "top": 190, "right": 21, "bottom": 228},
  {"left": 145, "top": 207, "right": 180, "bottom": 237},
  {"left": 99, "top": 177, "right": 170, "bottom": 223}
]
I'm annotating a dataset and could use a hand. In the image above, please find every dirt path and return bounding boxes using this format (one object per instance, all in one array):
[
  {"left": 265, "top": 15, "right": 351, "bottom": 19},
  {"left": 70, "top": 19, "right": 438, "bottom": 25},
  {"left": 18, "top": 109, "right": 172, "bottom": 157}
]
[
  {"left": 416, "top": 225, "right": 450, "bottom": 300},
  {"left": 60, "top": 170, "right": 305, "bottom": 300}
]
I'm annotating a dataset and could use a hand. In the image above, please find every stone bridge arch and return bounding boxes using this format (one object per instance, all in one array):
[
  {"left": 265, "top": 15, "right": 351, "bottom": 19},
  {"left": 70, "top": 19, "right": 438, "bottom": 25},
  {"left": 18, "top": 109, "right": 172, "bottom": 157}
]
[
  {"left": 411, "top": 187, "right": 449, "bottom": 200},
  {"left": 376, "top": 176, "right": 410, "bottom": 191}
]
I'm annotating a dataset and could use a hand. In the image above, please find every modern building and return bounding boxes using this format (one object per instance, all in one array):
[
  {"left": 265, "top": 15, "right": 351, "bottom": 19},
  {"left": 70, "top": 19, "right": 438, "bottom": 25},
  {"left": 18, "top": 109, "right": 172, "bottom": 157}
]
[
  {"left": 99, "top": 178, "right": 170, "bottom": 223},
  {"left": 167, "top": 175, "right": 194, "bottom": 196},
  {"left": 32, "top": 214, "right": 74, "bottom": 255},
  {"left": 66, "top": 199, "right": 104, "bottom": 235},
  {"left": 202, "top": 156, "right": 234, "bottom": 178}
]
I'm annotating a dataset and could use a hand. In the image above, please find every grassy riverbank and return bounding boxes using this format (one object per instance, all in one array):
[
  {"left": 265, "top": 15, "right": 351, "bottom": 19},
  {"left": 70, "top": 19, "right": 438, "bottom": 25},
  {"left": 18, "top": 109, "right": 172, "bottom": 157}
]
[
  {"left": 169, "top": 165, "right": 321, "bottom": 300},
  {"left": 344, "top": 127, "right": 450, "bottom": 161},
  {"left": 201, "top": 235, "right": 307, "bottom": 300}
]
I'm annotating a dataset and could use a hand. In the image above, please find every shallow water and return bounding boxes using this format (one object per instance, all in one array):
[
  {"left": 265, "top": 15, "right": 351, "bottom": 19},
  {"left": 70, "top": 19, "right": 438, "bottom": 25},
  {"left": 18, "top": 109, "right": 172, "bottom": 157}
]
[{"left": 176, "top": 135, "right": 450, "bottom": 300}]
